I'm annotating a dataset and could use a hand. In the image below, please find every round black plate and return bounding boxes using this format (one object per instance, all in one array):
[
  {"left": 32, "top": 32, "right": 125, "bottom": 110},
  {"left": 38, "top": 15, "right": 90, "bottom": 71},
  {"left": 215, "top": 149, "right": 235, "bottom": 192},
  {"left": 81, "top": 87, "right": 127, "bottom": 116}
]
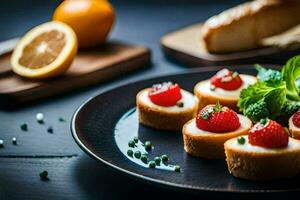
[{"left": 71, "top": 66, "right": 300, "bottom": 193}]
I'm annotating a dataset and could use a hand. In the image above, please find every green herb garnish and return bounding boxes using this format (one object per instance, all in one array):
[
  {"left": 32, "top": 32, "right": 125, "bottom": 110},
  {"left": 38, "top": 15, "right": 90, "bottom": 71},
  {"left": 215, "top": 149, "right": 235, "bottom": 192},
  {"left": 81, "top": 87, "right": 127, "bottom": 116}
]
[
  {"left": 134, "top": 151, "right": 141, "bottom": 159},
  {"left": 133, "top": 136, "right": 139, "bottom": 143},
  {"left": 176, "top": 102, "right": 184, "bottom": 107},
  {"left": 239, "top": 56, "right": 300, "bottom": 122},
  {"left": 20, "top": 123, "right": 28, "bottom": 131},
  {"left": 128, "top": 140, "right": 135, "bottom": 148},
  {"left": 39, "top": 170, "right": 49, "bottom": 181},
  {"left": 127, "top": 149, "right": 133, "bottom": 157},
  {"left": 237, "top": 137, "right": 245, "bottom": 145},
  {"left": 149, "top": 161, "right": 156, "bottom": 168},
  {"left": 161, "top": 154, "right": 169, "bottom": 162},
  {"left": 244, "top": 101, "right": 269, "bottom": 122},
  {"left": 260, "top": 118, "right": 268, "bottom": 125},
  {"left": 154, "top": 157, "right": 161, "bottom": 165},
  {"left": 58, "top": 117, "right": 65, "bottom": 122},
  {"left": 174, "top": 165, "right": 181, "bottom": 172},
  {"left": 141, "top": 154, "right": 148, "bottom": 163},
  {"left": 47, "top": 126, "right": 53, "bottom": 134},
  {"left": 144, "top": 141, "right": 152, "bottom": 151}
]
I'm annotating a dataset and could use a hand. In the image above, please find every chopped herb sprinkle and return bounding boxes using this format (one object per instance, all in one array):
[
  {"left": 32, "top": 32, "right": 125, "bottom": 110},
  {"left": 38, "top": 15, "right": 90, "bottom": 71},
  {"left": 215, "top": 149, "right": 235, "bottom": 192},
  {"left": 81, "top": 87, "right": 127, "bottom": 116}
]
[
  {"left": 127, "top": 149, "right": 133, "bottom": 157},
  {"left": 141, "top": 154, "right": 148, "bottom": 163},
  {"left": 237, "top": 137, "right": 245, "bottom": 145},
  {"left": 144, "top": 141, "right": 152, "bottom": 151},
  {"left": 161, "top": 154, "right": 169, "bottom": 162},
  {"left": 154, "top": 157, "right": 161, "bottom": 165},
  {"left": 58, "top": 117, "right": 65, "bottom": 122},
  {"left": 260, "top": 118, "right": 268, "bottom": 125},
  {"left": 128, "top": 140, "right": 135, "bottom": 148},
  {"left": 133, "top": 136, "right": 139, "bottom": 143},
  {"left": 20, "top": 123, "right": 28, "bottom": 131},
  {"left": 176, "top": 102, "right": 184, "bottom": 107},
  {"left": 134, "top": 151, "right": 141, "bottom": 159},
  {"left": 39, "top": 171, "right": 49, "bottom": 181},
  {"left": 0, "top": 139, "right": 3, "bottom": 148},
  {"left": 149, "top": 161, "right": 156, "bottom": 168},
  {"left": 36, "top": 113, "right": 44, "bottom": 123},
  {"left": 12, "top": 137, "right": 17, "bottom": 145},
  {"left": 174, "top": 165, "right": 181, "bottom": 172},
  {"left": 47, "top": 126, "right": 54, "bottom": 134}
]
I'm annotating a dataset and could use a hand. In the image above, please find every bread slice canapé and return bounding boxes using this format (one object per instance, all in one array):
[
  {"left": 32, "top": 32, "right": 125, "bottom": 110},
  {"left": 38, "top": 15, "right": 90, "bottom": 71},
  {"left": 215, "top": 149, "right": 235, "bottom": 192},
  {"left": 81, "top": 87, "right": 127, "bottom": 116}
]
[
  {"left": 136, "top": 88, "right": 198, "bottom": 131},
  {"left": 182, "top": 115, "right": 252, "bottom": 159},
  {"left": 194, "top": 74, "right": 256, "bottom": 111},
  {"left": 225, "top": 137, "right": 300, "bottom": 180}
]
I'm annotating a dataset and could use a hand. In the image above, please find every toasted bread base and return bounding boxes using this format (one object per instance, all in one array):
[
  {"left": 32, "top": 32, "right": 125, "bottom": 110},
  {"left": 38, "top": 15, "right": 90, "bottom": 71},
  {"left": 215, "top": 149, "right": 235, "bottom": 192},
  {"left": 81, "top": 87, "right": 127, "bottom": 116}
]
[
  {"left": 182, "top": 116, "right": 252, "bottom": 159},
  {"left": 289, "top": 116, "right": 300, "bottom": 140},
  {"left": 136, "top": 89, "right": 198, "bottom": 131},
  {"left": 225, "top": 137, "right": 300, "bottom": 180},
  {"left": 202, "top": 0, "right": 300, "bottom": 53}
]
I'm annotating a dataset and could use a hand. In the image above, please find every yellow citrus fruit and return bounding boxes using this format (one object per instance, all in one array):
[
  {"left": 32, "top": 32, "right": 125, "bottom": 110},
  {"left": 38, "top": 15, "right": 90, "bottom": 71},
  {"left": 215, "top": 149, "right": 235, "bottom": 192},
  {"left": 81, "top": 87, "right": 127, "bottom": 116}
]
[
  {"left": 11, "top": 21, "right": 78, "bottom": 79},
  {"left": 53, "top": 0, "right": 115, "bottom": 49}
]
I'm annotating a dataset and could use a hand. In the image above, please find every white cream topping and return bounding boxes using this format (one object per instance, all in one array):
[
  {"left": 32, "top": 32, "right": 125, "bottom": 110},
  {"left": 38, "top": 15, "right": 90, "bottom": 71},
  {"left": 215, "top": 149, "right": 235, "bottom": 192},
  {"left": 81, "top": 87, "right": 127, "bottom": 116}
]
[
  {"left": 139, "top": 89, "right": 198, "bottom": 113},
  {"left": 289, "top": 115, "right": 300, "bottom": 131},
  {"left": 229, "top": 137, "right": 299, "bottom": 153},
  {"left": 185, "top": 114, "right": 250, "bottom": 135},
  {"left": 196, "top": 74, "right": 256, "bottom": 98}
]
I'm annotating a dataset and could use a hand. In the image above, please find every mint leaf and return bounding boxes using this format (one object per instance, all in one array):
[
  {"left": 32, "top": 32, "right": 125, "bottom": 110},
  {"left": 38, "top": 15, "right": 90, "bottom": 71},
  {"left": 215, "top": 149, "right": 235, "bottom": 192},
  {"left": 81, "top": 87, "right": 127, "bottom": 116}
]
[{"left": 282, "top": 55, "right": 300, "bottom": 101}]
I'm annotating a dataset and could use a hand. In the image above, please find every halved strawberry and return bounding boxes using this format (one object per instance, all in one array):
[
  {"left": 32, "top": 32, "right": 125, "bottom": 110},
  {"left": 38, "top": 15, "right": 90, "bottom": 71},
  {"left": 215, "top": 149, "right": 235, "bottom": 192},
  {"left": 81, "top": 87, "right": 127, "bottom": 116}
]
[
  {"left": 148, "top": 82, "right": 182, "bottom": 106},
  {"left": 196, "top": 102, "right": 240, "bottom": 133},
  {"left": 248, "top": 119, "right": 289, "bottom": 148},
  {"left": 292, "top": 110, "right": 300, "bottom": 128},
  {"left": 210, "top": 68, "right": 243, "bottom": 90}
]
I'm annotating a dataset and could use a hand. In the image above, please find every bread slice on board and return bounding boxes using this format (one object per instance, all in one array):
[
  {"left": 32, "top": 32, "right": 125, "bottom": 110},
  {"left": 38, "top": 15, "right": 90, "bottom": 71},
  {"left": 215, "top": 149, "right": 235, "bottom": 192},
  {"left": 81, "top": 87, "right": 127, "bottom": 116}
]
[{"left": 202, "top": 0, "right": 300, "bottom": 53}]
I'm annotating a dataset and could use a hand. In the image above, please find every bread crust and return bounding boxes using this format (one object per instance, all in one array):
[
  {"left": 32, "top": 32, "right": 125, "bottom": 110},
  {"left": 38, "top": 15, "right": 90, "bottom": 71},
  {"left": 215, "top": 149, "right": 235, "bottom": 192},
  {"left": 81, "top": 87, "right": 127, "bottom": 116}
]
[
  {"left": 225, "top": 137, "right": 300, "bottom": 180},
  {"left": 202, "top": 0, "right": 300, "bottom": 53},
  {"left": 136, "top": 89, "right": 198, "bottom": 131},
  {"left": 289, "top": 116, "right": 300, "bottom": 140},
  {"left": 182, "top": 116, "right": 252, "bottom": 159}
]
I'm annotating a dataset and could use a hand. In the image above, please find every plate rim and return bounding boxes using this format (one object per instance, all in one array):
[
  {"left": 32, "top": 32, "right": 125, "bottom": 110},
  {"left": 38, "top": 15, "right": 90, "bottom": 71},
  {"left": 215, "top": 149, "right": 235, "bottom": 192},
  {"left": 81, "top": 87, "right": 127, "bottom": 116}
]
[{"left": 71, "top": 66, "right": 300, "bottom": 193}]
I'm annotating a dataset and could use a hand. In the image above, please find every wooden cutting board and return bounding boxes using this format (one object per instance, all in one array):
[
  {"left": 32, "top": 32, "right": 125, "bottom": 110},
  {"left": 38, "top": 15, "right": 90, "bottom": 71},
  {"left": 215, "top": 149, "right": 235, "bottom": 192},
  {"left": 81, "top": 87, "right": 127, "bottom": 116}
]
[
  {"left": 161, "top": 23, "right": 300, "bottom": 67},
  {"left": 0, "top": 39, "right": 151, "bottom": 108}
]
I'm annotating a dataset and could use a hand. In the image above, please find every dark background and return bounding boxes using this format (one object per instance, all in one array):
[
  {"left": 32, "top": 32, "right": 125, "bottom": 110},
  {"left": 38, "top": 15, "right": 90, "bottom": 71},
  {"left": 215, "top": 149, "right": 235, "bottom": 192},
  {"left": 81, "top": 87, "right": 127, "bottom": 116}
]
[{"left": 0, "top": 0, "right": 286, "bottom": 199}]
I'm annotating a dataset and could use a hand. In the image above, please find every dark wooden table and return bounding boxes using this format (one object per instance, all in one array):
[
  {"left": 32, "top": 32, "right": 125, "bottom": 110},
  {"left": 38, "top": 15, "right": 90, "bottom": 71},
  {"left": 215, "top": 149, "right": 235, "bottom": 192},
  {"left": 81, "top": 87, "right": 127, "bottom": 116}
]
[{"left": 0, "top": 0, "right": 289, "bottom": 199}]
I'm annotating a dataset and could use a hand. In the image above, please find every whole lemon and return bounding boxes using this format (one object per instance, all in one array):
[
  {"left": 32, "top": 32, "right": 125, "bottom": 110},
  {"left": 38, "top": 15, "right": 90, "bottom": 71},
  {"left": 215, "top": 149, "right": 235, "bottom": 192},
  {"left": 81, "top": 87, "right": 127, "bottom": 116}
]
[{"left": 53, "top": 0, "right": 115, "bottom": 49}]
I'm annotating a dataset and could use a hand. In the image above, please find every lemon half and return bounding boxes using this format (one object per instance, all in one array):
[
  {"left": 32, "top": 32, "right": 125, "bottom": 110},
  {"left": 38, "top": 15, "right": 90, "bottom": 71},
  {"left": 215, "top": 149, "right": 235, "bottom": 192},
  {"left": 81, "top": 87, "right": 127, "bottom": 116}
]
[{"left": 11, "top": 21, "right": 77, "bottom": 79}]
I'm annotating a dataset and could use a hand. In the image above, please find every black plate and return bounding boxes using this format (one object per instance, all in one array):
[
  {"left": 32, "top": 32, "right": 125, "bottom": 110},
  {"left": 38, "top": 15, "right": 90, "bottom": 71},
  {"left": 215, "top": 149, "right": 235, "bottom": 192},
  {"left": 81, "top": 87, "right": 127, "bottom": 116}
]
[{"left": 71, "top": 66, "right": 300, "bottom": 194}]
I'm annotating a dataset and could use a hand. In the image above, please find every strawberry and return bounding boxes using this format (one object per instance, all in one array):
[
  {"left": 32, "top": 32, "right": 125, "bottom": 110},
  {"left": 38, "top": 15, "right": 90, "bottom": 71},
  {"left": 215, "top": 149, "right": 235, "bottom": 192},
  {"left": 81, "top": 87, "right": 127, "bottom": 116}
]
[
  {"left": 196, "top": 102, "right": 240, "bottom": 133},
  {"left": 148, "top": 82, "right": 182, "bottom": 106},
  {"left": 210, "top": 68, "right": 243, "bottom": 90},
  {"left": 248, "top": 119, "right": 289, "bottom": 148},
  {"left": 292, "top": 110, "right": 300, "bottom": 128}
]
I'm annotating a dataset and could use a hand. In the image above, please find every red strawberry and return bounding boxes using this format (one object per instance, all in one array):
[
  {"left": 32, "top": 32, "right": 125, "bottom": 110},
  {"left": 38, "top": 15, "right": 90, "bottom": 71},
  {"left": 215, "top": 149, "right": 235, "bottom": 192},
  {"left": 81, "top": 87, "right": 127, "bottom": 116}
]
[
  {"left": 196, "top": 102, "right": 240, "bottom": 133},
  {"left": 248, "top": 119, "right": 289, "bottom": 148},
  {"left": 210, "top": 68, "right": 243, "bottom": 90},
  {"left": 292, "top": 110, "right": 300, "bottom": 128},
  {"left": 148, "top": 82, "right": 182, "bottom": 106}
]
